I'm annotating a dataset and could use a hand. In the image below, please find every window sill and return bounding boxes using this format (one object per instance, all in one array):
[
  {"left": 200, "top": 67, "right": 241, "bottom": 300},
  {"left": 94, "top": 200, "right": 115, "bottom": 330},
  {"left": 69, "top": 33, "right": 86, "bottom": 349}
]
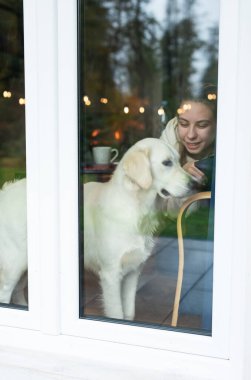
[{"left": 0, "top": 325, "right": 231, "bottom": 380}]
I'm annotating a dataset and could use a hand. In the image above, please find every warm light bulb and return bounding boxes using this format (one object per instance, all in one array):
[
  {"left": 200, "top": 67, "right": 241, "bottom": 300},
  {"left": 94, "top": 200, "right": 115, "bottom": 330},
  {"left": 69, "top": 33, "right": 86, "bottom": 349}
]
[
  {"left": 91, "top": 129, "right": 100, "bottom": 137},
  {"left": 114, "top": 131, "right": 121, "bottom": 140},
  {"left": 3, "top": 90, "right": 12, "bottom": 98},
  {"left": 124, "top": 106, "right": 129, "bottom": 114},
  {"left": 158, "top": 107, "right": 165, "bottom": 116},
  {"left": 207, "top": 93, "right": 217, "bottom": 100},
  {"left": 183, "top": 103, "right": 191, "bottom": 110},
  {"left": 19, "top": 98, "right": 26, "bottom": 105},
  {"left": 139, "top": 106, "right": 145, "bottom": 114},
  {"left": 100, "top": 97, "right": 108, "bottom": 104}
]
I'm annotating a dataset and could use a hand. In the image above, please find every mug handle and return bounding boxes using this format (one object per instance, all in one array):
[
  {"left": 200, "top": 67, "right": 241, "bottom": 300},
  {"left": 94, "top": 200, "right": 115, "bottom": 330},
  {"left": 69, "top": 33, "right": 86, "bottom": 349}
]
[{"left": 110, "top": 148, "right": 119, "bottom": 163}]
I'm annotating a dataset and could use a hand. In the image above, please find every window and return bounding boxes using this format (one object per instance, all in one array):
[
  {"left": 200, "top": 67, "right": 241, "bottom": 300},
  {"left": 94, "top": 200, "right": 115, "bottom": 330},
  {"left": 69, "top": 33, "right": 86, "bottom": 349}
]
[
  {"left": 0, "top": 1, "right": 249, "bottom": 379},
  {"left": 79, "top": 0, "right": 219, "bottom": 336},
  {"left": 0, "top": 0, "right": 27, "bottom": 310}
]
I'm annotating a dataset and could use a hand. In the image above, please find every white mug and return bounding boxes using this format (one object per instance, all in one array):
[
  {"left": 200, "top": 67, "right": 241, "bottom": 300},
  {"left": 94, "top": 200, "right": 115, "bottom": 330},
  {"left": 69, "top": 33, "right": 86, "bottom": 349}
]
[{"left": 93, "top": 146, "right": 119, "bottom": 165}]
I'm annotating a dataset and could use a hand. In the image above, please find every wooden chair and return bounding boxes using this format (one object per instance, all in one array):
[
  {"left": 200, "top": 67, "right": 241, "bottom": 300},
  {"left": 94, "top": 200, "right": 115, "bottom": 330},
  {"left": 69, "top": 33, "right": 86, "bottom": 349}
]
[{"left": 171, "top": 191, "right": 212, "bottom": 327}]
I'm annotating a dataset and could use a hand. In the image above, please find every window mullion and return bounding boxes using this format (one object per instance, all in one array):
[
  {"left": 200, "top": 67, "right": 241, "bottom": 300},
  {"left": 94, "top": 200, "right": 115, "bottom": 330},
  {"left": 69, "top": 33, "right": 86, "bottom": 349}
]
[{"left": 31, "top": 0, "right": 61, "bottom": 335}]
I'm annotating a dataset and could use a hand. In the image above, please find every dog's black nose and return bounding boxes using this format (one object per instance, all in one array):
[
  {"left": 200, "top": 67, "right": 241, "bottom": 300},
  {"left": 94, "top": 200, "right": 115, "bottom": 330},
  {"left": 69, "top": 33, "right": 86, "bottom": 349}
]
[{"left": 161, "top": 188, "right": 170, "bottom": 197}]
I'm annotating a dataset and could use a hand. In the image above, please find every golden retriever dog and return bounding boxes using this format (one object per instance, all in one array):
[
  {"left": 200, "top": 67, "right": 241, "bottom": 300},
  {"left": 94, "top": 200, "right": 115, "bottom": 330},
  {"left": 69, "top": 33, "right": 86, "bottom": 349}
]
[{"left": 84, "top": 138, "right": 192, "bottom": 320}]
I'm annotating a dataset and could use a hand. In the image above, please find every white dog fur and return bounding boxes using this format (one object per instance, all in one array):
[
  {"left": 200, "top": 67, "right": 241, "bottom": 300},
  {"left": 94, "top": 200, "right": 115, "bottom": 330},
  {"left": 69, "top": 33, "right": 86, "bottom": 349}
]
[
  {"left": 0, "top": 138, "right": 191, "bottom": 311},
  {"left": 0, "top": 178, "right": 27, "bottom": 305},
  {"left": 84, "top": 138, "right": 191, "bottom": 320}
]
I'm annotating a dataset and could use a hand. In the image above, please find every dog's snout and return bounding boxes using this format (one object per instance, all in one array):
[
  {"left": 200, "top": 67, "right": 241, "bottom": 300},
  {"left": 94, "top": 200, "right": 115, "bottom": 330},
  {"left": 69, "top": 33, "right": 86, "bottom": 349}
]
[{"left": 161, "top": 188, "right": 170, "bottom": 197}]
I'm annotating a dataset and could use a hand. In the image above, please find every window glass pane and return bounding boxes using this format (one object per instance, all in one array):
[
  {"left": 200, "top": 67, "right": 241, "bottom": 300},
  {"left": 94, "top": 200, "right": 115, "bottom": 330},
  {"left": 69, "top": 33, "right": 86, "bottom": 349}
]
[
  {"left": 79, "top": 0, "right": 219, "bottom": 335},
  {"left": 0, "top": 0, "right": 27, "bottom": 309}
]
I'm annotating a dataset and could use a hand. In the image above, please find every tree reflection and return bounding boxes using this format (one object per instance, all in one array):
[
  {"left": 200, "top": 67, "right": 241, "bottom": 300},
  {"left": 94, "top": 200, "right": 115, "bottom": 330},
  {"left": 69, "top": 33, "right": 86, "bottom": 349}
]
[
  {"left": 162, "top": 0, "right": 204, "bottom": 117},
  {"left": 80, "top": 0, "right": 219, "bottom": 159},
  {"left": 0, "top": 0, "right": 25, "bottom": 185}
]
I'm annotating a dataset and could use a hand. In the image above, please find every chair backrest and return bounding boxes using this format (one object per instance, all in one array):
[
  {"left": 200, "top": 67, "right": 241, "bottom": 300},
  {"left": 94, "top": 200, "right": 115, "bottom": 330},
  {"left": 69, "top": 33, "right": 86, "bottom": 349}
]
[{"left": 171, "top": 191, "right": 212, "bottom": 327}]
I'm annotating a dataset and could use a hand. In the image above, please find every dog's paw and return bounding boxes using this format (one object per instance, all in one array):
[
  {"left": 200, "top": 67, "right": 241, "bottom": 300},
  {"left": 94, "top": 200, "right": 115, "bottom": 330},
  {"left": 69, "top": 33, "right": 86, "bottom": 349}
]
[{"left": 124, "top": 313, "right": 135, "bottom": 321}]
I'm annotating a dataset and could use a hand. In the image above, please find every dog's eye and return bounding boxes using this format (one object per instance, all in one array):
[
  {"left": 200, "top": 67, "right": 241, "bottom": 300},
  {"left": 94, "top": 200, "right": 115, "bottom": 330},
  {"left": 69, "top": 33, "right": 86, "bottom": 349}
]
[{"left": 162, "top": 159, "right": 173, "bottom": 167}]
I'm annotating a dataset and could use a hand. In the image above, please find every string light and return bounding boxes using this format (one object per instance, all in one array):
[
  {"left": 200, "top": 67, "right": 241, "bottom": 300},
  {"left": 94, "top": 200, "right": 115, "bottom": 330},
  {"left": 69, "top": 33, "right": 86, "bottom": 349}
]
[
  {"left": 19, "top": 98, "right": 26, "bottom": 105},
  {"left": 183, "top": 103, "right": 192, "bottom": 110},
  {"left": 177, "top": 103, "right": 192, "bottom": 114},
  {"left": 83, "top": 95, "right": 91, "bottom": 106},
  {"left": 3, "top": 90, "right": 12, "bottom": 98},
  {"left": 91, "top": 129, "right": 100, "bottom": 137},
  {"left": 139, "top": 106, "right": 145, "bottom": 114},
  {"left": 123, "top": 106, "right": 129, "bottom": 114},
  {"left": 207, "top": 93, "right": 217, "bottom": 100},
  {"left": 114, "top": 130, "right": 121, "bottom": 140},
  {"left": 100, "top": 97, "right": 108, "bottom": 104},
  {"left": 157, "top": 106, "right": 165, "bottom": 116}
]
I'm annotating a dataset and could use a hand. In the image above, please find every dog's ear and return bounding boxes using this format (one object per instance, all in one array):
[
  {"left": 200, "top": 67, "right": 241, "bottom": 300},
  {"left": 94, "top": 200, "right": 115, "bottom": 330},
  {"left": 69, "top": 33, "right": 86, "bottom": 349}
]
[{"left": 123, "top": 149, "right": 152, "bottom": 190}]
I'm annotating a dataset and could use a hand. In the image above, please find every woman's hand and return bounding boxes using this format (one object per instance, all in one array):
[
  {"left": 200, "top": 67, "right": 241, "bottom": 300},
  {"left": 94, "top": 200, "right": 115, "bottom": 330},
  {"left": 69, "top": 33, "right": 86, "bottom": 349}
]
[{"left": 183, "top": 161, "right": 206, "bottom": 183}]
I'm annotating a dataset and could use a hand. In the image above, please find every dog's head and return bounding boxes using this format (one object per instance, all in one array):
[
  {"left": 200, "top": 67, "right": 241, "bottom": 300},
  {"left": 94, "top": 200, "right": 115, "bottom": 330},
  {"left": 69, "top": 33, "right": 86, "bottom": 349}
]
[{"left": 120, "top": 138, "right": 192, "bottom": 199}]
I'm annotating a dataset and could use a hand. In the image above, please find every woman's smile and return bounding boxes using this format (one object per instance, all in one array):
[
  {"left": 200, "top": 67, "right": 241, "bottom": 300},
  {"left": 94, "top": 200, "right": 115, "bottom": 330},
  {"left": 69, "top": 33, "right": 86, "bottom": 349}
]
[{"left": 185, "top": 141, "right": 202, "bottom": 151}]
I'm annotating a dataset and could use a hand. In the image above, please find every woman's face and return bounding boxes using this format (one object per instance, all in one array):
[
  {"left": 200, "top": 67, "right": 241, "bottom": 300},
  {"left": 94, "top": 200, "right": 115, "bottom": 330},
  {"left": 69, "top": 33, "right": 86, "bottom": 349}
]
[{"left": 177, "top": 101, "right": 216, "bottom": 159}]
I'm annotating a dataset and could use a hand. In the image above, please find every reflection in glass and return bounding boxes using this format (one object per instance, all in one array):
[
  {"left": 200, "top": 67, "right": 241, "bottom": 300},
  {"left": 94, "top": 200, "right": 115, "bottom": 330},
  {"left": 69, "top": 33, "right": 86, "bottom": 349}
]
[
  {"left": 79, "top": 0, "right": 219, "bottom": 335},
  {"left": 0, "top": 0, "right": 27, "bottom": 309}
]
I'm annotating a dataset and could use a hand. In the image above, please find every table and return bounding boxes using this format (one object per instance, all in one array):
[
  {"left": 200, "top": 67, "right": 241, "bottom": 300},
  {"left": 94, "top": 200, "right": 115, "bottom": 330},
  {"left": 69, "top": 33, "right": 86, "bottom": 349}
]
[{"left": 81, "top": 164, "right": 116, "bottom": 183}]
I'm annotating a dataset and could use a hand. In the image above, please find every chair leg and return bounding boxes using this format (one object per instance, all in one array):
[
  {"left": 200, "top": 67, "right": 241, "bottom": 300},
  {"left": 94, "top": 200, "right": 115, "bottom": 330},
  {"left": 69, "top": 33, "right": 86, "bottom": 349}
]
[{"left": 171, "top": 205, "right": 185, "bottom": 327}]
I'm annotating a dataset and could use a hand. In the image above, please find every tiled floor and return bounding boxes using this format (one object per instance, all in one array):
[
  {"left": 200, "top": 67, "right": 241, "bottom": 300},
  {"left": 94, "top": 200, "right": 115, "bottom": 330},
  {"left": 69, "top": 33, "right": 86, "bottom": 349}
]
[{"left": 82, "top": 236, "right": 213, "bottom": 335}]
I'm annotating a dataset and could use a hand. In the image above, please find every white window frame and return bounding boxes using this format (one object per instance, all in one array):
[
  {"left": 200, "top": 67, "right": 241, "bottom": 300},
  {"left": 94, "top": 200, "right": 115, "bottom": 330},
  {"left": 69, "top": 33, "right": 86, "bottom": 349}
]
[
  {"left": 58, "top": 0, "right": 236, "bottom": 358},
  {"left": 0, "top": 0, "right": 250, "bottom": 379}
]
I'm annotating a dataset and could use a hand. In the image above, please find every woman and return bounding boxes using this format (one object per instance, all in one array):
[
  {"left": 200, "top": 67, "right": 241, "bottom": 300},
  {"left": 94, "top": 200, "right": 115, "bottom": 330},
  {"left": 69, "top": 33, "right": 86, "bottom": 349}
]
[
  {"left": 160, "top": 96, "right": 217, "bottom": 218},
  {"left": 159, "top": 97, "right": 216, "bottom": 332}
]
